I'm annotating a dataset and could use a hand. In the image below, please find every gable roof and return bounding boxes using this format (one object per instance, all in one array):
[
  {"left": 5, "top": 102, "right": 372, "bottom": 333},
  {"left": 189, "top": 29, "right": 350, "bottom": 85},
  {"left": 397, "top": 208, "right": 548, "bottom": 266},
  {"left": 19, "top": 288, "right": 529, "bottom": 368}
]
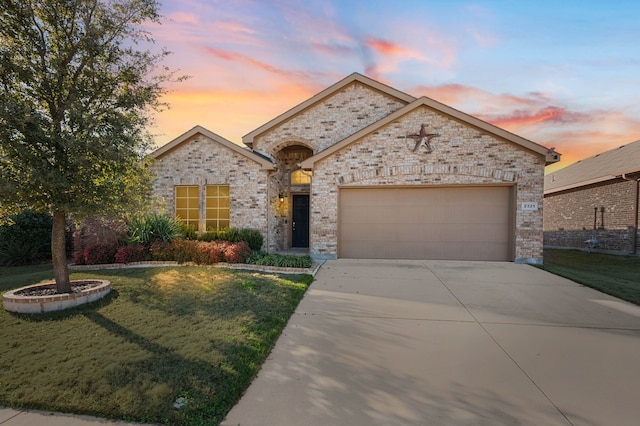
[
  {"left": 151, "top": 125, "right": 275, "bottom": 170},
  {"left": 242, "top": 72, "right": 416, "bottom": 148},
  {"left": 299, "top": 96, "right": 560, "bottom": 169},
  {"left": 544, "top": 139, "right": 640, "bottom": 194}
]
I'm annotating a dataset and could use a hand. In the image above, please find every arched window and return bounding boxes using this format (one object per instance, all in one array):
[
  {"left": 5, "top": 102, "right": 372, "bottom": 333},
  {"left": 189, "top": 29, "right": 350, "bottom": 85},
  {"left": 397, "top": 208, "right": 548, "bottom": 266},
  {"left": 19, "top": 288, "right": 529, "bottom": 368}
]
[{"left": 291, "top": 169, "right": 312, "bottom": 185}]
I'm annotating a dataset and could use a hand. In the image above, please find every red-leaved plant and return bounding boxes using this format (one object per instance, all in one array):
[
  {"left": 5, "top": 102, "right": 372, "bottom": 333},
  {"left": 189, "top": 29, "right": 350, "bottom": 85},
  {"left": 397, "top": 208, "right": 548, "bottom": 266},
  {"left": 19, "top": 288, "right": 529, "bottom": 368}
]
[{"left": 115, "top": 244, "right": 147, "bottom": 264}]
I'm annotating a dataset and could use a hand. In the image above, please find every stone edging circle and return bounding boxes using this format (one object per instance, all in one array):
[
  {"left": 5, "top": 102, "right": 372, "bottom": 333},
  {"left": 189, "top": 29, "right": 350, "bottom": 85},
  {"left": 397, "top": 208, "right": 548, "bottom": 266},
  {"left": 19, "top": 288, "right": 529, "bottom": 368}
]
[{"left": 3, "top": 280, "right": 111, "bottom": 314}]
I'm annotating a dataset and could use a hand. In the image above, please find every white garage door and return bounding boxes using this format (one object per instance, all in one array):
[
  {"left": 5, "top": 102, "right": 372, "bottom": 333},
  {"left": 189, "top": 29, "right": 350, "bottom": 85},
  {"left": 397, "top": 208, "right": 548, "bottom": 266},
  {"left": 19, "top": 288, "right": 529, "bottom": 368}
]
[{"left": 339, "top": 186, "right": 513, "bottom": 261}]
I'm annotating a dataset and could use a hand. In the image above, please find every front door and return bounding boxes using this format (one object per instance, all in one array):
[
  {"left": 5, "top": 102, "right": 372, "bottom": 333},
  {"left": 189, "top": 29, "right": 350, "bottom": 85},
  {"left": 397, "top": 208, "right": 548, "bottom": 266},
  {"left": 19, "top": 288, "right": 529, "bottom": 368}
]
[{"left": 292, "top": 194, "right": 310, "bottom": 248}]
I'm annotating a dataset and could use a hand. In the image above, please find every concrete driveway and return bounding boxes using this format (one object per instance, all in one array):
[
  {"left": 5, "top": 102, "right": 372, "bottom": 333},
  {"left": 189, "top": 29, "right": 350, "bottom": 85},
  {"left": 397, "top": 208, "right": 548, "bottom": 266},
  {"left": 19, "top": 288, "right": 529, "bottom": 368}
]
[{"left": 222, "top": 259, "right": 640, "bottom": 426}]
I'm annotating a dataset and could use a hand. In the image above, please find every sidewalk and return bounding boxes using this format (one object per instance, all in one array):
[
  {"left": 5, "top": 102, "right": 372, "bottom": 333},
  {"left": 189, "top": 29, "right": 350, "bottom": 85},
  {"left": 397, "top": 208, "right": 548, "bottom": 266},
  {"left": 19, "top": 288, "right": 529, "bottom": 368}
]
[{"left": 0, "top": 407, "right": 157, "bottom": 425}]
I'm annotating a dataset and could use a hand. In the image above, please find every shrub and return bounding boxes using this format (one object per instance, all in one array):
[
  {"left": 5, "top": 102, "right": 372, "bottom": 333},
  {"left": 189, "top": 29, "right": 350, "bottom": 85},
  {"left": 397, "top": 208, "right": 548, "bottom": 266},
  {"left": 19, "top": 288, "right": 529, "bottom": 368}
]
[
  {"left": 198, "top": 229, "right": 225, "bottom": 242},
  {"left": 149, "top": 241, "right": 174, "bottom": 261},
  {"left": 203, "top": 242, "right": 225, "bottom": 264},
  {"left": 73, "top": 215, "right": 127, "bottom": 264},
  {"left": 245, "top": 251, "right": 265, "bottom": 265},
  {"left": 178, "top": 222, "right": 197, "bottom": 240},
  {"left": 192, "top": 242, "right": 213, "bottom": 265},
  {"left": 74, "top": 249, "right": 86, "bottom": 265},
  {"left": 168, "top": 239, "right": 199, "bottom": 264},
  {"left": 128, "top": 213, "right": 181, "bottom": 246},
  {"left": 147, "top": 239, "right": 253, "bottom": 265},
  {"left": 80, "top": 243, "right": 118, "bottom": 265},
  {"left": 223, "top": 241, "right": 252, "bottom": 263},
  {"left": 198, "top": 228, "right": 263, "bottom": 251},
  {"left": 0, "top": 209, "right": 52, "bottom": 266},
  {"left": 246, "top": 252, "right": 313, "bottom": 268},
  {"left": 237, "top": 229, "right": 264, "bottom": 251},
  {"left": 0, "top": 241, "right": 46, "bottom": 267},
  {"left": 115, "top": 244, "right": 147, "bottom": 264}
]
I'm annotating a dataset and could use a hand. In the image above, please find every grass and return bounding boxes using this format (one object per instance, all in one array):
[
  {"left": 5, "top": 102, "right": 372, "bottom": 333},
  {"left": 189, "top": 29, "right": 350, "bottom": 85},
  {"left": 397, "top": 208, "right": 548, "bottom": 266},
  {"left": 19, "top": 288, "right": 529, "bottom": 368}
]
[
  {"left": 0, "top": 264, "right": 312, "bottom": 425},
  {"left": 541, "top": 249, "right": 640, "bottom": 306}
]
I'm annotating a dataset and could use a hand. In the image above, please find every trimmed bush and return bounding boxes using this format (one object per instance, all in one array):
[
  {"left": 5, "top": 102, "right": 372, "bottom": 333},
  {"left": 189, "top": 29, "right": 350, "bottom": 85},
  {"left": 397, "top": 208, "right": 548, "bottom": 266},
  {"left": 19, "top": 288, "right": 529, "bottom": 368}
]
[
  {"left": 246, "top": 252, "right": 313, "bottom": 268},
  {"left": 146, "top": 239, "right": 252, "bottom": 265},
  {"left": 223, "top": 241, "right": 252, "bottom": 263},
  {"left": 198, "top": 228, "right": 263, "bottom": 251},
  {"left": 169, "top": 239, "right": 200, "bottom": 264},
  {"left": 0, "top": 209, "right": 52, "bottom": 266},
  {"left": 203, "top": 242, "right": 225, "bottom": 264},
  {"left": 237, "top": 229, "right": 263, "bottom": 251},
  {"left": 115, "top": 244, "right": 147, "bottom": 264},
  {"left": 149, "top": 241, "right": 174, "bottom": 261}
]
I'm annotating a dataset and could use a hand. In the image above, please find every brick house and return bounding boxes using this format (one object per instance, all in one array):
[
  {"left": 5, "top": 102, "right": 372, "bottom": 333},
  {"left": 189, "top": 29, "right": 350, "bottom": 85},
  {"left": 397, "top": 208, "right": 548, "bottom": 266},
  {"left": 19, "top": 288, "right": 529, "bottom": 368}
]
[
  {"left": 544, "top": 140, "right": 640, "bottom": 254},
  {"left": 150, "top": 73, "right": 559, "bottom": 263}
]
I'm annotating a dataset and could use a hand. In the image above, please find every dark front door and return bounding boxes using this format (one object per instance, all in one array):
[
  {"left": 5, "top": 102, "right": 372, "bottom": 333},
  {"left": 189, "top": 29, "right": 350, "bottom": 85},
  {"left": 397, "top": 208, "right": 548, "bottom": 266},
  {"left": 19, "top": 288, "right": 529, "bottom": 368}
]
[{"left": 292, "top": 194, "right": 310, "bottom": 248}]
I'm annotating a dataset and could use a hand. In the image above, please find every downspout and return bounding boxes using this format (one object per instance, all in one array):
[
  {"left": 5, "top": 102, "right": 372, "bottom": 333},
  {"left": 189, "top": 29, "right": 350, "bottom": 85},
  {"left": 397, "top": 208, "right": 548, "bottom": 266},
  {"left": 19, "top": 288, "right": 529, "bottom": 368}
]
[{"left": 621, "top": 173, "right": 640, "bottom": 254}]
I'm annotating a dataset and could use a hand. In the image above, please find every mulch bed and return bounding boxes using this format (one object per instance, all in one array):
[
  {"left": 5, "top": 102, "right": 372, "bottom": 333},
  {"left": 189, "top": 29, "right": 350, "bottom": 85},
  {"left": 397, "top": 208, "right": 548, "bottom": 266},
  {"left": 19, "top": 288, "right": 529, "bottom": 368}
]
[{"left": 15, "top": 281, "right": 103, "bottom": 297}]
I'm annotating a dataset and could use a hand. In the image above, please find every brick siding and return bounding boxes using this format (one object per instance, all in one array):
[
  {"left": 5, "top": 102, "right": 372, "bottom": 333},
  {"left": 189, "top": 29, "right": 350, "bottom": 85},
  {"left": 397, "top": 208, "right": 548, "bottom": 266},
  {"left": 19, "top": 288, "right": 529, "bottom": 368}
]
[
  {"left": 253, "top": 82, "right": 408, "bottom": 252},
  {"left": 544, "top": 178, "right": 640, "bottom": 253},
  {"left": 150, "top": 80, "right": 548, "bottom": 262},
  {"left": 149, "top": 134, "right": 268, "bottom": 244},
  {"left": 312, "top": 106, "right": 545, "bottom": 262},
  {"left": 252, "top": 82, "right": 407, "bottom": 158}
]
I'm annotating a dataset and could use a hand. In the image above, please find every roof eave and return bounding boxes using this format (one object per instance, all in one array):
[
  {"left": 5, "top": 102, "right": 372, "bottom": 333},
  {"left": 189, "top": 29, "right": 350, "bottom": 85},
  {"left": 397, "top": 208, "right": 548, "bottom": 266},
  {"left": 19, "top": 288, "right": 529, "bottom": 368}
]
[
  {"left": 544, "top": 175, "right": 618, "bottom": 195},
  {"left": 300, "top": 96, "right": 556, "bottom": 169},
  {"left": 151, "top": 125, "right": 275, "bottom": 170},
  {"left": 242, "top": 72, "right": 416, "bottom": 146}
]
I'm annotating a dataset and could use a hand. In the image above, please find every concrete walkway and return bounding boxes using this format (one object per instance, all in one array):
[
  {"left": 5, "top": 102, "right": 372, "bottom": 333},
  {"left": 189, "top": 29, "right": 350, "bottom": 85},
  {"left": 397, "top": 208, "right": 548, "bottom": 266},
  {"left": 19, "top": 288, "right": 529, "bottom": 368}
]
[
  {"left": 222, "top": 259, "right": 640, "bottom": 426},
  {"left": 0, "top": 407, "right": 149, "bottom": 425}
]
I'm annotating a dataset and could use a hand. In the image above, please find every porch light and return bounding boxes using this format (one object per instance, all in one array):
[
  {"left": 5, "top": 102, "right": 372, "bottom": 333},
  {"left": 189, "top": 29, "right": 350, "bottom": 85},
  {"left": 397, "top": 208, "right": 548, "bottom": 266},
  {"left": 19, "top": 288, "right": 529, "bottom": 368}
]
[{"left": 279, "top": 193, "right": 285, "bottom": 203}]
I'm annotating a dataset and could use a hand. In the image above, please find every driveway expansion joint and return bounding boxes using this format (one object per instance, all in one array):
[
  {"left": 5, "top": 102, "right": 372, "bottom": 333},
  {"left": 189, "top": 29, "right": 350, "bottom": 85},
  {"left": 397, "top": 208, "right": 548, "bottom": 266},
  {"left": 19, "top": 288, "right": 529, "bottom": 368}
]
[{"left": 422, "top": 261, "right": 576, "bottom": 426}]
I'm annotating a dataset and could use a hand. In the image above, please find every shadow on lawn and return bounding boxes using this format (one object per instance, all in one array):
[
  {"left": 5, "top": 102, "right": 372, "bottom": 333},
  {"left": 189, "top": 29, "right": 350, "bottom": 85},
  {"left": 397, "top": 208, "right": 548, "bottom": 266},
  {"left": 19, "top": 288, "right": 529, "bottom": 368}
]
[{"left": 81, "top": 310, "right": 263, "bottom": 424}]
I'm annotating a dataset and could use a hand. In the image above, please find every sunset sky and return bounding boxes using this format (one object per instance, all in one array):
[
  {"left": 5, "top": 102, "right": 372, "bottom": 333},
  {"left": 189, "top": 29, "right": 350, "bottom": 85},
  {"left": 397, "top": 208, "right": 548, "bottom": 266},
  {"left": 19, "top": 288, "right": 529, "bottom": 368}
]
[{"left": 146, "top": 0, "right": 640, "bottom": 172}]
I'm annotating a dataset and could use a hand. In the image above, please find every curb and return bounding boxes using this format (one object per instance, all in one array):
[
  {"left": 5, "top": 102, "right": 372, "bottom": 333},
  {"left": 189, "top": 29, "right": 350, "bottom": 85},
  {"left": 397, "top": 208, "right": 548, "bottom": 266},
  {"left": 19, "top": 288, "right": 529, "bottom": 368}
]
[{"left": 68, "top": 260, "right": 325, "bottom": 277}]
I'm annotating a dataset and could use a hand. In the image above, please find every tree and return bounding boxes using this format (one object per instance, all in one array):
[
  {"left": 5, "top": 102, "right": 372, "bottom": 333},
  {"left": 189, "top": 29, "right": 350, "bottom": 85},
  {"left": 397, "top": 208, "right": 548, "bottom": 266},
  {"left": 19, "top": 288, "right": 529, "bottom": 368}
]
[{"left": 0, "top": 0, "right": 177, "bottom": 292}]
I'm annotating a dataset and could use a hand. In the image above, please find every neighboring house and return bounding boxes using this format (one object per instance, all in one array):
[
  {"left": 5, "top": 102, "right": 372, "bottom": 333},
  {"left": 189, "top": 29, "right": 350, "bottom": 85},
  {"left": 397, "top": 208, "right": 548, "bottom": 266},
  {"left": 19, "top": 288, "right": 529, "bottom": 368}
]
[
  {"left": 150, "top": 73, "right": 559, "bottom": 263},
  {"left": 544, "top": 140, "right": 640, "bottom": 254}
]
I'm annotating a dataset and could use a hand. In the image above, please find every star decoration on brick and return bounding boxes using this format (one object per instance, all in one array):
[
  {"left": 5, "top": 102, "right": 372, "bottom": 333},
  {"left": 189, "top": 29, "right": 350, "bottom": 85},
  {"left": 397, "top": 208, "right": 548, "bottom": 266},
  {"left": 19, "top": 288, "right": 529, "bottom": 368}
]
[{"left": 406, "top": 124, "right": 439, "bottom": 153}]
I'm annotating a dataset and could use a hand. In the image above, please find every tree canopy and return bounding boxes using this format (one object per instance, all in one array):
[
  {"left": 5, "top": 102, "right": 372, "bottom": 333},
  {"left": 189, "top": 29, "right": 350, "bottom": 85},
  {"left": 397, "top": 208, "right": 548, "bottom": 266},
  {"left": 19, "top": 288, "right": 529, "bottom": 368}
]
[{"left": 0, "top": 0, "right": 179, "bottom": 291}]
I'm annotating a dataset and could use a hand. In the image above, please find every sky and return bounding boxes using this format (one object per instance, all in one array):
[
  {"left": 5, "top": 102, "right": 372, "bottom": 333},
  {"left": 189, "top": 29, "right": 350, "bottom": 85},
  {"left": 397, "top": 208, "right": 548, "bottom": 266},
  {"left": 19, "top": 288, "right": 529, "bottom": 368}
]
[{"left": 146, "top": 0, "right": 640, "bottom": 172}]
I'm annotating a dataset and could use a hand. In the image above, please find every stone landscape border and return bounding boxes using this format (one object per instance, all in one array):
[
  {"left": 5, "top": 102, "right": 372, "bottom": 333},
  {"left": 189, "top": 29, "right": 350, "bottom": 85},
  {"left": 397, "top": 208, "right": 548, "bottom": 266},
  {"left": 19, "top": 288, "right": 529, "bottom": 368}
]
[
  {"left": 3, "top": 280, "right": 111, "bottom": 314},
  {"left": 68, "top": 260, "right": 324, "bottom": 276}
]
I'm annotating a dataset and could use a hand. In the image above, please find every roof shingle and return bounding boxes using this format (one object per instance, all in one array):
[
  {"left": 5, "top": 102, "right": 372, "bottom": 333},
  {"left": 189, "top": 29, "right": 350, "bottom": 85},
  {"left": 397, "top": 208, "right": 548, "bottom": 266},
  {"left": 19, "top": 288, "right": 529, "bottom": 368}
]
[{"left": 545, "top": 139, "right": 640, "bottom": 194}]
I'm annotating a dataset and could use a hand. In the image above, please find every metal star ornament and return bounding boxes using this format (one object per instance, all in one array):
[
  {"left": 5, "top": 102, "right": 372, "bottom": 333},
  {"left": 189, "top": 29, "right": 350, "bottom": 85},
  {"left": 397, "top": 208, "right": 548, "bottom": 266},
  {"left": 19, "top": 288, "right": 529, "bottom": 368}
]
[{"left": 406, "top": 124, "right": 439, "bottom": 153}]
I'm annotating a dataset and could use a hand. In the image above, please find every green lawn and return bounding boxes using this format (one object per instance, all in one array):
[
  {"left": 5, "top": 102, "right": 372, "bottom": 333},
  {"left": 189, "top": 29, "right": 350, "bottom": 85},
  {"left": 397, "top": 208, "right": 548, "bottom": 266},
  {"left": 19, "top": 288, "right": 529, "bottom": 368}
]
[
  {"left": 541, "top": 249, "right": 640, "bottom": 306},
  {"left": 0, "top": 265, "right": 312, "bottom": 425}
]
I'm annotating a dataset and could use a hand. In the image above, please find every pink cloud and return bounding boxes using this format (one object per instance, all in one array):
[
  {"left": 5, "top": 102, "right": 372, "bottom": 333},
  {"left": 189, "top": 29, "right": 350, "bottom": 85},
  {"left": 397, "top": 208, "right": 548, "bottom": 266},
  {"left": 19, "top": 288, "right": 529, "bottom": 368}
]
[
  {"left": 478, "top": 107, "right": 591, "bottom": 131},
  {"left": 482, "top": 107, "right": 567, "bottom": 130},
  {"left": 311, "top": 42, "right": 355, "bottom": 56},
  {"left": 411, "top": 81, "right": 640, "bottom": 172},
  {"left": 167, "top": 11, "right": 200, "bottom": 25},
  {"left": 202, "top": 46, "right": 291, "bottom": 77},
  {"left": 366, "top": 38, "right": 408, "bottom": 56},
  {"left": 151, "top": 84, "right": 319, "bottom": 146}
]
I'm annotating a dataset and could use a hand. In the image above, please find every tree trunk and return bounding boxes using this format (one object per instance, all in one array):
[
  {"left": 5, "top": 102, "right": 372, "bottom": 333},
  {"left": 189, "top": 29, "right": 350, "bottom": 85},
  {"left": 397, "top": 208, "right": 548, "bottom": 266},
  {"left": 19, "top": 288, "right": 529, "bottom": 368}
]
[{"left": 52, "top": 210, "right": 71, "bottom": 293}]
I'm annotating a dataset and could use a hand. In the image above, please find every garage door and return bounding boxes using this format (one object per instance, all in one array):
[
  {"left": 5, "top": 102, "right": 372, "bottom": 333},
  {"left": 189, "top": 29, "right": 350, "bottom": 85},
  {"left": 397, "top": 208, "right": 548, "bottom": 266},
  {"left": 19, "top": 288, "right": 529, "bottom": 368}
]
[{"left": 339, "top": 186, "right": 513, "bottom": 261}]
